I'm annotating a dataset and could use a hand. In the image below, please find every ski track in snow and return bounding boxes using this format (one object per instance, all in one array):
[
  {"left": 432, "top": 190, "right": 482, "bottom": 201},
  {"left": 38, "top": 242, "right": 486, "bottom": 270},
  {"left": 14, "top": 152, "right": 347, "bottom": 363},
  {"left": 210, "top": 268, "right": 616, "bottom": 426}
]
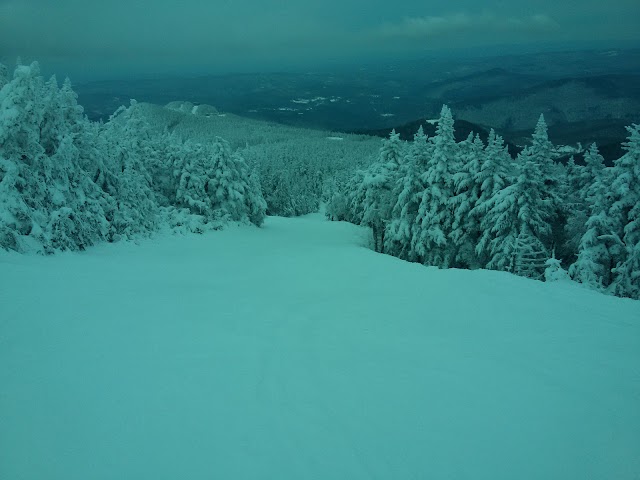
[{"left": 1, "top": 214, "right": 640, "bottom": 480}]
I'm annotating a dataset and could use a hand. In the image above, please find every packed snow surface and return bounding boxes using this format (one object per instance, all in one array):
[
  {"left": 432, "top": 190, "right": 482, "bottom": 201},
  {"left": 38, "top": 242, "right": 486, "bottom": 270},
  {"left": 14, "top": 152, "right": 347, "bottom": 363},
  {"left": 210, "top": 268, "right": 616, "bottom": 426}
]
[{"left": 1, "top": 214, "right": 639, "bottom": 480}]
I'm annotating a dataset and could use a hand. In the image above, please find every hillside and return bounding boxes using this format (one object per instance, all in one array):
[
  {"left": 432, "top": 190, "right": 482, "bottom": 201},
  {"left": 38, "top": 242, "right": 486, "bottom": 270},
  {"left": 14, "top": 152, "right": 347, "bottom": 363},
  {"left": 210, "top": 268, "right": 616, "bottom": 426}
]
[
  {"left": 453, "top": 75, "right": 640, "bottom": 133},
  {"left": 1, "top": 214, "right": 639, "bottom": 479}
]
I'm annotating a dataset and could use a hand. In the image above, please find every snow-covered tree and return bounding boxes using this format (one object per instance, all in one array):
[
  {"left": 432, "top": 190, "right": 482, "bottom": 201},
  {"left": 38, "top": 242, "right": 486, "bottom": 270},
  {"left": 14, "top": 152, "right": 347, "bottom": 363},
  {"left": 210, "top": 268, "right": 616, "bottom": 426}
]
[
  {"left": 0, "top": 157, "right": 36, "bottom": 252},
  {"left": 176, "top": 137, "right": 265, "bottom": 226},
  {"left": 476, "top": 159, "right": 551, "bottom": 278},
  {"left": 359, "top": 130, "right": 404, "bottom": 252},
  {"left": 608, "top": 124, "right": 640, "bottom": 298},
  {"left": 450, "top": 133, "right": 484, "bottom": 268},
  {"left": 245, "top": 168, "right": 267, "bottom": 226},
  {"left": 207, "top": 137, "right": 265, "bottom": 224},
  {"left": 0, "top": 62, "right": 49, "bottom": 250},
  {"left": 471, "top": 129, "right": 514, "bottom": 266},
  {"left": 518, "top": 115, "right": 564, "bottom": 251},
  {"left": 384, "top": 125, "right": 431, "bottom": 259},
  {"left": 544, "top": 255, "right": 570, "bottom": 283},
  {"left": 412, "top": 105, "right": 458, "bottom": 267},
  {"left": 564, "top": 145, "right": 606, "bottom": 262},
  {"left": 101, "top": 103, "right": 159, "bottom": 240},
  {"left": 570, "top": 210, "right": 618, "bottom": 290},
  {"left": 0, "top": 63, "right": 9, "bottom": 90}
]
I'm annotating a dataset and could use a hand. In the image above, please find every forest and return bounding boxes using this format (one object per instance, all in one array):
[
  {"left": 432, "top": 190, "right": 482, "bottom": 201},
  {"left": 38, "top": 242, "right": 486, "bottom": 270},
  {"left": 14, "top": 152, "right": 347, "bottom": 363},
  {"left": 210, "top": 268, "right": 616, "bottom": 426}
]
[{"left": 1, "top": 62, "right": 639, "bottom": 299}]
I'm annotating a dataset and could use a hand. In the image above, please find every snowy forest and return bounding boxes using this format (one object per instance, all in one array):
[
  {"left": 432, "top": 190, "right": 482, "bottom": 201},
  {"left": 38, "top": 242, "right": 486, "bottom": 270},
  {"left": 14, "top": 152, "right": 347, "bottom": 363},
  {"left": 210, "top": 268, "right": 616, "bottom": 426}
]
[
  {"left": 327, "top": 107, "right": 640, "bottom": 300},
  {"left": 0, "top": 62, "right": 267, "bottom": 254},
  {"left": 1, "top": 61, "right": 639, "bottom": 300}
]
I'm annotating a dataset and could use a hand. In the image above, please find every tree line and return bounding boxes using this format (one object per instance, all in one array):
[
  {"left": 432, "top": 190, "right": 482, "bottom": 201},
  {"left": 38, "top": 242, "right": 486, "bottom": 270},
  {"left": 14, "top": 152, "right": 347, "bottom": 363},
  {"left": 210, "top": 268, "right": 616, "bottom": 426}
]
[
  {"left": 327, "top": 106, "right": 640, "bottom": 300},
  {"left": 0, "top": 62, "right": 266, "bottom": 254}
]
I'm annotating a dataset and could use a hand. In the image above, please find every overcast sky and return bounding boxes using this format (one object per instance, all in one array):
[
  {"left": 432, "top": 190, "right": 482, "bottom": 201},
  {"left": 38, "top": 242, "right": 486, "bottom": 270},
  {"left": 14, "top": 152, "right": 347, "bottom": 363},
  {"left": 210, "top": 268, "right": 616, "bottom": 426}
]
[{"left": 1, "top": 0, "right": 639, "bottom": 80}]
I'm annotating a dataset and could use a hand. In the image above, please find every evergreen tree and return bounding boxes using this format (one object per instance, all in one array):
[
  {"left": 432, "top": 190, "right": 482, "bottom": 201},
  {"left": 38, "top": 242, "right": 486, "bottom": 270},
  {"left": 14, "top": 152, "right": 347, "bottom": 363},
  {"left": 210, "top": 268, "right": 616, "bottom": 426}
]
[
  {"left": 608, "top": 124, "right": 640, "bottom": 298},
  {"left": 0, "top": 62, "right": 48, "bottom": 250},
  {"left": 102, "top": 103, "right": 159, "bottom": 240},
  {"left": 544, "top": 255, "right": 570, "bottom": 282},
  {"left": 0, "top": 157, "right": 35, "bottom": 252},
  {"left": 207, "top": 137, "right": 265, "bottom": 224},
  {"left": 412, "top": 105, "right": 457, "bottom": 267},
  {"left": 360, "top": 130, "right": 404, "bottom": 252},
  {"left": 450, "top": 133, "right": 484, "bottom": 268},
  {"left": 477, "top": 159, "right": 551, "bottom": 278},
  {"left": 564, "top": 145, "right": 606, "bottom": 262},
  {"left": 384, "top": 125, "right": 431, "bottom": 260},
  {"left": 471, "top": 129, "right": 514, "bottom": 266},
  {"left": 0, "top": 63, "right": 9, "bottom": 90},
  {"left": 518, "top": 115, "right": 563, "bottom": 251},
  {"left": 246, "top": 168, "right": 267, "bottom": 226}
]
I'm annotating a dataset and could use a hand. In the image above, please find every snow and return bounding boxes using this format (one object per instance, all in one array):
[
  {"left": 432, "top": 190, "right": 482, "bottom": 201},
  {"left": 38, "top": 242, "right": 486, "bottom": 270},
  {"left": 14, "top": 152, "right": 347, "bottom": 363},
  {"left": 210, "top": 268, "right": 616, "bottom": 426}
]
[{"left": 1, "top": 214, "right": 639, "bottom": 480}]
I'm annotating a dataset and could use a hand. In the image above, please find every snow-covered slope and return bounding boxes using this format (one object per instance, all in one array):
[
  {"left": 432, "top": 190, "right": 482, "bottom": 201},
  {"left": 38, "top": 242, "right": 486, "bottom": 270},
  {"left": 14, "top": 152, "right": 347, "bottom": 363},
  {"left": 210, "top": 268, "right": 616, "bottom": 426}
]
[{"left": 1, "top": 215, "right": 639, "bottom": 480}]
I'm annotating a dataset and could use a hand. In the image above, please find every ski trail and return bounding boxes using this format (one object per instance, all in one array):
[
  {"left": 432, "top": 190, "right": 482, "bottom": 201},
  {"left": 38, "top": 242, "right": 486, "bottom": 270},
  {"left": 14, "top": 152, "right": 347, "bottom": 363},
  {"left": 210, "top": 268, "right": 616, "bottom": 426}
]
[{"left": 1, "top": 214, "right": 639, "bottom": 480}]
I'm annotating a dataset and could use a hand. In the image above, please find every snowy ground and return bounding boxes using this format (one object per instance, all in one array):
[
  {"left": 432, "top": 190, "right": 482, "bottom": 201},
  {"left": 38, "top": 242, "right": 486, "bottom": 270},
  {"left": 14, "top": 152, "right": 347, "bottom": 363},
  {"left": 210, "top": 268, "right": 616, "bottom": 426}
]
[{"left": 1, "top": 214, "right": 639, "bottom": 480}]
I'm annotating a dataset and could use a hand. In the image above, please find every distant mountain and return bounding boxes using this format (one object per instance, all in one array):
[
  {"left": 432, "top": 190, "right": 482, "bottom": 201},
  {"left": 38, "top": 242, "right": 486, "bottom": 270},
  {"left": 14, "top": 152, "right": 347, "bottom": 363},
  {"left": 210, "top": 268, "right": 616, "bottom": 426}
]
[
  {"left": 417, "top": 67, "right": 545, "bottom": 104},
  {"left": 451, "top": 74, "right": 640, "bottom": 132},
  {"left": 73, "top": 49, "right": 640, "bottom": 162}
]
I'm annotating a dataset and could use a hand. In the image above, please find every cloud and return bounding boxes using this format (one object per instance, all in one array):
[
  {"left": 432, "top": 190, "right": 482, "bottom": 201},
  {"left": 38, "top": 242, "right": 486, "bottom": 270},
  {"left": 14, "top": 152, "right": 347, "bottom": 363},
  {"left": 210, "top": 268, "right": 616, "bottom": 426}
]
[
  {"left": 0, "top": 1, "right": 637, "bottom": 80},
  {"left": 378, "top": 13, "right": 560, "bottom": 41}
]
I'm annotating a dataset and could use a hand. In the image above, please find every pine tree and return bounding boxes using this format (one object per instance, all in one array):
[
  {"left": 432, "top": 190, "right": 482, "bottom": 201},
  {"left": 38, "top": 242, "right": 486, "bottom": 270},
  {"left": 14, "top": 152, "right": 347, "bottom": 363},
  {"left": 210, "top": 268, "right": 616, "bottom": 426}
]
[
  {"left": 450, "top": 133, "right": 484, "bottom": 268},
  {"left": 518, "top": 114, "right": 563, "bottom": 251},
  {"left": 384, "top": 125, "right": 431, "bottom": 259},
  {"left": 544, "top": 254, "right": 570, "bottom": 282},
  {"left": 207, "top": 137, "right": 265, "bottom": 224},
  {"left": 0, "top": 157, "right": 35, "bottom": 252},
  {"left": 412, "top": 105, "right": 457, "bottom": 267},
  {"left": 360, "top": 130, "right": 404, "bottom": 252},
  {"left": 246, "top": 168, "right": 267, "bottom": 226},
  {"left": 477, "top": 159, "right": 551, "bottom": 278},
  {"left": 471, "top": 129, "right": 514, "bottom": 266},
  {"left": 0, "top": 63, "right": 9, "bottom": 90},
  {"left": 103, "top": 102, "right": 159, "bottom": 240},
  {"left": 0, "top": 62, "right": 49, "bottom": 250},
  {"left": 564, "top": 145, "right": 606, "bottom": 262},
  {"left": 608, "top": 124, "right": 640, "bottom": 298}
]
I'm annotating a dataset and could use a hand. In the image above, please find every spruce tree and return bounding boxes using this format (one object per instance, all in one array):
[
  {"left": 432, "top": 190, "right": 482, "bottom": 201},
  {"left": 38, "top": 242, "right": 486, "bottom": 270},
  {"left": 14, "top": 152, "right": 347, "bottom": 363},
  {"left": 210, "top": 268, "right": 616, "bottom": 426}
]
[
  {"left": 471, "top": 129, "right": 514, "bottom": 266},
  {"left": 477, "top": 159, "right": 551, "bottom": 278},
  {"left": 412, "top": 105, "right": 457, "bottom": 267},
  {"left": 103, "top": 103, "right": 159, "bottom": 240},
  {"left": 518, "top": 115, "right": 563, "bottom": 251},
  {"left": 360, "top": 130, "right": 404, "bottom": 252},
  {"left": 608, "top": 124, "right": 640, "bottom": 298},
  {"left": 564, "top": 145, "right": 606, "bottom": 262},
  {"left": 384, "top": 125, "right": 431, "bottom": 260},
  {"left": 450, "top": 133, "right": 484, "bottom": 268}
]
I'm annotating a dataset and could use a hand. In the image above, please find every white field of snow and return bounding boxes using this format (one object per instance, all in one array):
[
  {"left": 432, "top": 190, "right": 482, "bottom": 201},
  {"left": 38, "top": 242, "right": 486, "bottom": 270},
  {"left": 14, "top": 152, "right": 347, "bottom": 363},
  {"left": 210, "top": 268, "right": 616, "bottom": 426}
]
[{"left": 1, "top": 214, "right": 639, "bottom": 480}]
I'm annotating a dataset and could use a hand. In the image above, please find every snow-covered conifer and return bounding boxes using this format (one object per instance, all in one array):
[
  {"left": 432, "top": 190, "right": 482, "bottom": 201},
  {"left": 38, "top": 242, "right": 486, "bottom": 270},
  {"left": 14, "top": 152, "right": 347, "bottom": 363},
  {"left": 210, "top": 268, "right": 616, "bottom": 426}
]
[
  {"left": 412, "top": 105, "right": 457, "bottom": 267},
  {"left": 544, "top": 256, "right": 570, "bottom": 282},
  {"left": 102, "top": 103, "right": 159, "bottom": 240},
  {"left": 608, "top": 124, "right": 640, "bottom": 298},
  {"left": 0, "top": 63, "right": 9, "bottom": 90},
  {"left": 450, "top": 133, "right": 484, "bottom": 268},
  {"left": 518, "top": 115, "right": 564, "bottom": 251},
  {"left": 564, "top": 145, "right": 606, "bottom": 261},
  {"left": 360, "top": 130, "right": 404, "bottom": 252},
  {"left": 476, "top": 159, "right": 551, "bottom": 278},
  {"left": 384, "top": 125, "right": 431, "bottom": 259}
]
